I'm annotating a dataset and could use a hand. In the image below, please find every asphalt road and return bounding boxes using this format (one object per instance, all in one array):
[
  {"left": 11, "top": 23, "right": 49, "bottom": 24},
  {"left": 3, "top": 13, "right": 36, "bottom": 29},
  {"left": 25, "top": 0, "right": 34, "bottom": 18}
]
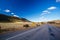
[{"left": 0, "top": 24, "right": 60, "bottom": 40}]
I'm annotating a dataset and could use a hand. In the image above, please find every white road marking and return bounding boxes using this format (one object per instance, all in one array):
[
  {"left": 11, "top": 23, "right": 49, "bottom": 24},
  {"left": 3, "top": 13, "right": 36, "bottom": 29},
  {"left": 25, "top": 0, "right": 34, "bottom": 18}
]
[{"left": 6, "top": 27, "right": 41, "bottom": 40}]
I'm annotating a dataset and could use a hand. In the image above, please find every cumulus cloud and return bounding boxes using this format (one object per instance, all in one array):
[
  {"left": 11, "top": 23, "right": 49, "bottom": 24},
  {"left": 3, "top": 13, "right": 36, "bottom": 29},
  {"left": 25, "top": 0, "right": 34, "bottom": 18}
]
[
  {"left": 39, "top": 6, "right": 57, "bottom": 22},
  {"left": 13, "top": 15, "right": 19, "bottom": 17},
  {"left": 56, "top": 0, "right": 60, "bottom": 2},
  {"left": 42, "top": 10, "right": 50, "bottom": 13},
  {"left": 48, "top": 6, "right": 57, "bottom": 10},
  {"left": 11, "top": 13, "right": 14, "bottom": 14},
  {"left": 41, "top": 10, "right": 50, "bottom": 16},
  {"left": 42, "top": 10, "right": 48, "bottom": 13},
  {"left": 40, "top": 6, "right": 57, "bottom": 16},
  {"left": 41, "top": 12, "right": 50, "bottom": 16},
  {"left": 4, "top": 9, "right": 10, "bottom": 12}
]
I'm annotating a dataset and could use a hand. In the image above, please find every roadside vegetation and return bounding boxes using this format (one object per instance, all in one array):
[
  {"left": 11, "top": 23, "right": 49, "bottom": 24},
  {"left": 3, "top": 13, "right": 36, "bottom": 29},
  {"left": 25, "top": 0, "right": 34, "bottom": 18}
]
[
  {"left": 0, "top": 20, "right": 60, "bottom": 34},
  {"left": 0, "top": 22, "right": 39, "bottom": 34},
  {"left": 47, "top": 21, "right": 60, "bottom": 28}
]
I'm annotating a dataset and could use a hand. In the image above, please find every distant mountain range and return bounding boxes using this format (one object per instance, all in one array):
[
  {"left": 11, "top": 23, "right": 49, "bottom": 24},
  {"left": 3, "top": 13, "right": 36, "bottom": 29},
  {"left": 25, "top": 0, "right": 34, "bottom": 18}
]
[{"left": 0, "top": 14, "right": 30, "bottom": 22}]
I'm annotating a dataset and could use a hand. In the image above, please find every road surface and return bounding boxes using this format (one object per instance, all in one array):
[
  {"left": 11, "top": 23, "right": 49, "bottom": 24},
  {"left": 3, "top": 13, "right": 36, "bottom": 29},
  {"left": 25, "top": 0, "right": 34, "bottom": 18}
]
[{"left": 0, "top": 24, "right": 60, "bottom": 40}]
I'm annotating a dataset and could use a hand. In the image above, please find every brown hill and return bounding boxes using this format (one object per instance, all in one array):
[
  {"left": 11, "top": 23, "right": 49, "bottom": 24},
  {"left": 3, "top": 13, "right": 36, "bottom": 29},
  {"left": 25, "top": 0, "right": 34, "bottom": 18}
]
[{"left": 0, "top": 14, "right": 30, "bottom": 22}]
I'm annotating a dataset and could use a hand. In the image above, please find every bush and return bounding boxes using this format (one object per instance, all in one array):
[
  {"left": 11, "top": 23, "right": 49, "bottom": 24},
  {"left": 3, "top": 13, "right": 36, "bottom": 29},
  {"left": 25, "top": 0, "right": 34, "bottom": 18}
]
[
  {"left": 23, "top": 24, "right": 30, "bottom": 28},
  {"left": 37, "top": 24, "right": 40, "bottom": 26},
  {"left": 0, "top": 26, "right": 1, "bottom": 30}
]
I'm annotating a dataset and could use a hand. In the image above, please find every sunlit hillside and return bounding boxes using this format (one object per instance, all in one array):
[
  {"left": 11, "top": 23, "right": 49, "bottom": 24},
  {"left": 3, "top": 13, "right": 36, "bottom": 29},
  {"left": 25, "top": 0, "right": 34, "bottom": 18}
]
[
  {"left": 0, "top": 14, "right": 30, "bottom": 22},
  {"left": 47, "top": 20, "right": 60, "bottom": 27},
  {"left": 0, "top": 14, "right": 37, "bottom": 33}
]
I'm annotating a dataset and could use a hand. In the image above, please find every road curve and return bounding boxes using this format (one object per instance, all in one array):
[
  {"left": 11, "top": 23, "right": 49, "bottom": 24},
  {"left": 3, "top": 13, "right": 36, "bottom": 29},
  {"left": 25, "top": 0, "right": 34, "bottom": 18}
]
[{"left": 1, "top": 24, "right": 60, "bottom": 40}]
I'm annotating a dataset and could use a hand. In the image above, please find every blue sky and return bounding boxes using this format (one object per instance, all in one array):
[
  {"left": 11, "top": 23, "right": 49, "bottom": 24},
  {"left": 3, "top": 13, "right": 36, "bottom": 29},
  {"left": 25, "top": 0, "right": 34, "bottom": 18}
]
[{"left": 0, "top": 0, "right": 60, "bottom": 22}]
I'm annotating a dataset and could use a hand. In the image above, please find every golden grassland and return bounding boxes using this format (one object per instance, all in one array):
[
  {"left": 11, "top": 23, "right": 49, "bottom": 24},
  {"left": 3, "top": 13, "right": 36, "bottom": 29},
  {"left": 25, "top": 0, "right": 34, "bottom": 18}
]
[
  {"left": 0, "top": 22, "right": 39, "bottom": 34},
  {"left": 49, "top": 23, "right": 60, "bottom": 28},
  {"left": 0, "top": 21, "right": 60, "bottom": 34},
  {"left": 47, "top": 20, "right": 60, "bottom": 28}
]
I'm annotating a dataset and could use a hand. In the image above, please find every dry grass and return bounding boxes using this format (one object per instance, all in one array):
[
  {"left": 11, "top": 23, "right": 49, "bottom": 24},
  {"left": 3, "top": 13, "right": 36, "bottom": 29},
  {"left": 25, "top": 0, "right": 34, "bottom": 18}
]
[
  {"left": 48, "top": 23, "right": 60, "bottom": 28},
  {"left": 0, "top": 22, "right": 45, "bottom": 34},
  {"left": 0, "top": 22, "right": 38, "bottom": 34}
]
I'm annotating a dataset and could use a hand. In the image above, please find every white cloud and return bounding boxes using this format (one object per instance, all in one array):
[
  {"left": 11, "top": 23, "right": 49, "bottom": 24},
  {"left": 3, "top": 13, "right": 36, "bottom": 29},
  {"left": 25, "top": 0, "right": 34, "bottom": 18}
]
[
  {"left": 40, "top": 6, "right": 57, "bottom": 16},
  {"left": 48, "top": 6, "right": 57, "bottom": 10},
  {"left": 13, "top": 15, "right": 19, "bottom": 17},
  {"left": 0, "top": 9, "right": 1, "bottom": 10},
  {"left": 56, "top": 0, "right": 60, "bottom": 2},
  {"left": 41, "top": 10, "right": 50, "bottom": 16},
  {"left": 4, "top": 9, "right": 10, "bottom": 12},
  {"left": 11, "top": 13, "right": 14, "bottom": 14},
  {"left": 39, "top": 16, "right": 48, "bottom": 22},
  {"left": 42, "top": 10, "right": 48, "bottom": 13},
  {"left": 42, "top": 10, "right": 50, "bottom": 13},
  {"left": 39, "top": 6, "right": 57, "bottom": 22}
]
